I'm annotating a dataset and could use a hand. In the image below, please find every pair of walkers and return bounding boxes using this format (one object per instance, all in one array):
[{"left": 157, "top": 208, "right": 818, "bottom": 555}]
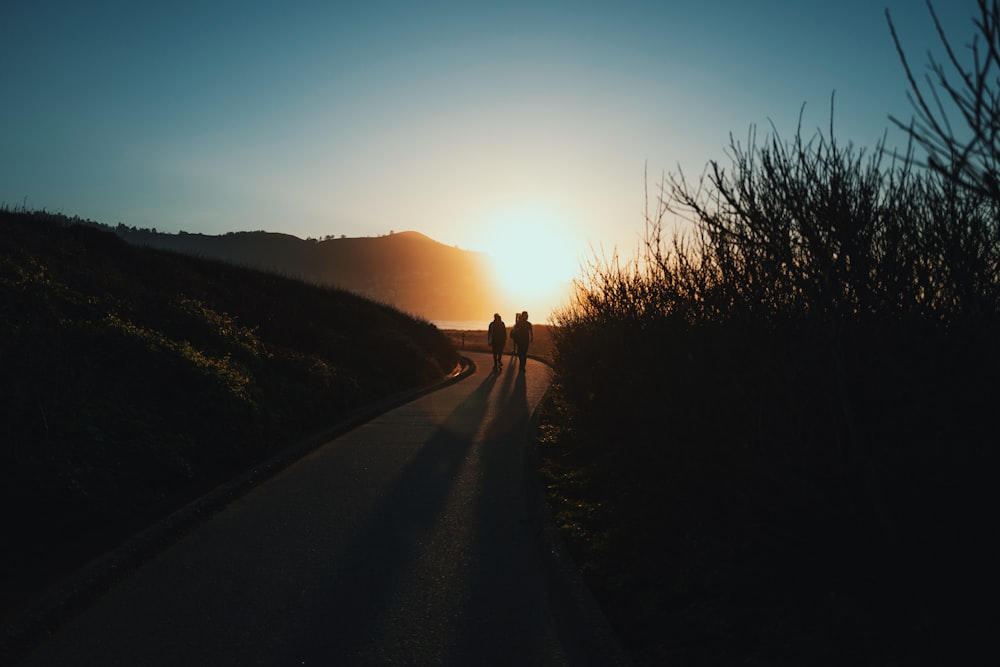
[{"left": 488, "top": 311, "right": 533, "bottom": 373}]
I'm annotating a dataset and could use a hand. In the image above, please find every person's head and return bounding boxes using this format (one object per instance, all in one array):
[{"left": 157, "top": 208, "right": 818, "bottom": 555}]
[
  {"left": 493, "top": 313, "right": 501, "bottom": 321},
  {"left": 522, "top": 311, "right": 528, "bottom": 320}
]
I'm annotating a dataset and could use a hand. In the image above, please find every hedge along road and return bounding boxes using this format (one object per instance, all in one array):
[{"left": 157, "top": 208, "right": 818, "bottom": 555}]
[{"left": 16, "top": 352, "right": 629, "bottom": 666}]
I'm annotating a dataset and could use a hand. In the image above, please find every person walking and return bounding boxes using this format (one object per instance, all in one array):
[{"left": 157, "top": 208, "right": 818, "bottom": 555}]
[
  {"left": 511, "top": 310, "right": 533, "bottom": 372},
  {"left": 510, "top": 312, "right": 521, "bottom": 362},
  {"left": 487, "top": 313, "right": 507, "bottom": 372}
]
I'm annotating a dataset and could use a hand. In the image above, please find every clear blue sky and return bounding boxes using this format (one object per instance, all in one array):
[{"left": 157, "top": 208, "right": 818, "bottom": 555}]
[{"left": 0, "top": 0, "right": 978, "bottom": 302}]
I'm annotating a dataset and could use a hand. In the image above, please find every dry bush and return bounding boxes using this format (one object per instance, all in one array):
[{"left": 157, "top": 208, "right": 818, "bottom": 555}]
[{"left": 549, "top": 118, "right": 999, "bottom": 663}]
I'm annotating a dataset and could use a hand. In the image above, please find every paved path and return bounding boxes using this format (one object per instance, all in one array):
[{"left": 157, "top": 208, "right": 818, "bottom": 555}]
[{"left": 17, "top": 353, "right": 627, "bottom": 666}]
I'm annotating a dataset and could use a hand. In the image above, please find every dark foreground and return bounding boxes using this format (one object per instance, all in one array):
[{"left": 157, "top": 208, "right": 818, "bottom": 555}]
[{"left": 14, "top": 353, "right": 627, "bottom": 666}]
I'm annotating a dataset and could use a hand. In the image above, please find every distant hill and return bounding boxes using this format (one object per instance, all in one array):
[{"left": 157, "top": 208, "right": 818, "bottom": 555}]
[{"left": 108, "top": 225, "right": 499, "bottom": 321}]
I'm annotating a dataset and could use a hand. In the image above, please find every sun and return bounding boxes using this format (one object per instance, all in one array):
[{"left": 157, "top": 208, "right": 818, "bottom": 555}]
[{"left": 476, "top": 206, "right": 579, "bottom": 320}]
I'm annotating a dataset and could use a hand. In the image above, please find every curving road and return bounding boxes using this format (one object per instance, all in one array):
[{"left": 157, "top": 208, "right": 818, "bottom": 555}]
[{"left": 17, "top": 352, "right": 628, "bottom": 666}]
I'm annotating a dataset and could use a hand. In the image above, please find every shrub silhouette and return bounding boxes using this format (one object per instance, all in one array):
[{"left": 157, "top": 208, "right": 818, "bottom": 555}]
[
  {"left": 550, "top": 118, "right": 998, "bottom": 663},
  {"left": 890, "top": 0, "right": 1000, "bottom": 205}
]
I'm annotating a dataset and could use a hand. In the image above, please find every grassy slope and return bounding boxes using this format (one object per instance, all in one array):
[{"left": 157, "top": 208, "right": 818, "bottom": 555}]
[{"left": 0, "top": 209, "right": 460, "bottom": 618}]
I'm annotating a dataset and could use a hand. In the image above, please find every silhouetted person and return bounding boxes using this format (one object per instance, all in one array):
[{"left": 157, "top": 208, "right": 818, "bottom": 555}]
[
  {"left": 510, "top": 312, "right": 521, "bottom": 361},
  {"left": 487, "top": 313, "right": 507, "bottom": 372},
  {"left": 511, "top": 310, "right": 533, "bottom": 372}
]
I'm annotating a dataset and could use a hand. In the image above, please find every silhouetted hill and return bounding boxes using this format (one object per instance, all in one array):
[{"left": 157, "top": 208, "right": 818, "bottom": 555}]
[
  {"left": 110, "top": 225, "right": 498, "bottom": 321},
  {"left": 0, "top": 207, "right": 460, "bottom": 629}
]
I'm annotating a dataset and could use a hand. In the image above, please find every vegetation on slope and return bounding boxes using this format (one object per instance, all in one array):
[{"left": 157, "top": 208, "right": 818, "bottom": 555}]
[
  {"left": 539, "top": 122, "right": 999, "bottom": 665},
  {"left": 539, "top": 6, "right": 1000, "bottom": 663},
  {"left": 0, "top": 208, "right": 459, "bottom": 617}
]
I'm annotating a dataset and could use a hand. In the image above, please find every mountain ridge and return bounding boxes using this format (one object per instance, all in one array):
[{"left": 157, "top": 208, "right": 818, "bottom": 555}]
[{"left": 106, "top": 224, "right": 498, "bottom": 321}]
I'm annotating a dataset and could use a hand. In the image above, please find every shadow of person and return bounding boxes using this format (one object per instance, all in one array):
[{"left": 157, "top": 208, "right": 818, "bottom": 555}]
[
  {"left": 294, "top": 372, "right": 499, "bottom": 662},
  {"left": 453, "top": 370, "right": 541, "bottom": 662}
]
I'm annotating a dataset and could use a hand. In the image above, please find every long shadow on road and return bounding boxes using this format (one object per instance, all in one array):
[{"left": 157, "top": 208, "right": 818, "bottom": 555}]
[
  {"left": 295, "top": 371, "right": 500, "bottom": 663},
  {"left": 455, "top": 370, "right": 537, "bottom": 661},
  {"left": 12, "top": 358, "right": 630, "bottom": 666}
]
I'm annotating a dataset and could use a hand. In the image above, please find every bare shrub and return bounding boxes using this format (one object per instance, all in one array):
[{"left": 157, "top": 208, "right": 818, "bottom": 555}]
[
  {"left": 889, "top": 0, "right": 1000, "bottom": 202},
  {"left": 551, "top": 114, "right": 999, "bottom": 662}
]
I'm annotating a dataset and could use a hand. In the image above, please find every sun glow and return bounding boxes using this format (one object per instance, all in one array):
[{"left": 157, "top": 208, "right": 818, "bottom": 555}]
[{"left": 474, "top": 205, "right": 579, "bottom": 321}]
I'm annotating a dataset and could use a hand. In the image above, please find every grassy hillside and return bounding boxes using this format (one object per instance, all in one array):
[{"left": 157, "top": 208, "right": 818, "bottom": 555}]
[{"left": 0, "top": 208, "right": 460, "bottom": 619}]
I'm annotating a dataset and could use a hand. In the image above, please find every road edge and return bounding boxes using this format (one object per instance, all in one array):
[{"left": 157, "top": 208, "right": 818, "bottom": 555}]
[
  {"left": 522, "top": 363, "right": 634, "bottom": 666},
  {"left": 0, "top": 358, "right": 477, "bottom": 665}
]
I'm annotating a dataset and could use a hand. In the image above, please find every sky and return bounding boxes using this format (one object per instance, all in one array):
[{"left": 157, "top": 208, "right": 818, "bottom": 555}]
[{"left": 0, "top": 0, "right": 981, "bottom": 317}]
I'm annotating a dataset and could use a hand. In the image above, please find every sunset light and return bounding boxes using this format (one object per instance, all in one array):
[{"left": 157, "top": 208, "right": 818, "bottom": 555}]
[
  {"left": 5, "top": 2, "right": 996, "bottom": 663},
  {"left": 0, "top": 1, "right": 977, "bottom": 322},
  {"left": 471, "top": 204, "right": 579, "bottom": 321}
]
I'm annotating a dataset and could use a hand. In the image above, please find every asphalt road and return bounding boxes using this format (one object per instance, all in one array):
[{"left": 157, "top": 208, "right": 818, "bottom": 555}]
[{"left": 16, "top": 352, "right": 628, "bottom": 666}]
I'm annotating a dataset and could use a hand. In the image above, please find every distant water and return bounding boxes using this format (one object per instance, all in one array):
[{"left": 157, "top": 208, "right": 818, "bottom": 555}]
[
  {"left": 433, "top": 319, "right": 549, "bottom": 330},
  {"left": 433, "top": 320, "right": 489, "bottom": 331}
]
